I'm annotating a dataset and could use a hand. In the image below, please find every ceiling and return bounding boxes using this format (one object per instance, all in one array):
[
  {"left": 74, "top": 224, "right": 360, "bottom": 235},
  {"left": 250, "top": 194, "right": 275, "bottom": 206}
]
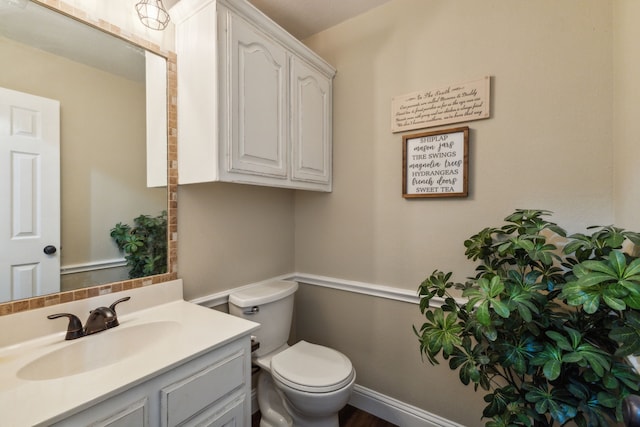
[
  {"left": 246, "top": 0, "right": 392, "bottom": 39},
  {"left": 166, "top": 0, "right": 392, "bottom": 40},
  {"left": 0, "top": 1, "right": 145, "bottom": 81},
  {"left": 0, "top": 0, "right": 392, "bottom": 81}
]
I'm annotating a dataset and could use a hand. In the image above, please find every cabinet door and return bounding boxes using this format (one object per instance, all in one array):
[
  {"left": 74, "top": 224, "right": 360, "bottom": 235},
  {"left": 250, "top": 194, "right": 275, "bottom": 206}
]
[
  {"left": 91, "top": 399, "right": 148, "bottom": 427},
  {"left": 51, "top": 397, "right": 149, "bottom": 427},
  {"left": 226, "top": 11, "right": 288, "bottom": 179},
  {"left": 290, "top": 57, "right": 332, "bottom": 187},
  {"left": 160, "top": 350, "right": 245, "bottom": 427},
  {"left": 183, "top": 393, "right": 246, "bottom": 427}
]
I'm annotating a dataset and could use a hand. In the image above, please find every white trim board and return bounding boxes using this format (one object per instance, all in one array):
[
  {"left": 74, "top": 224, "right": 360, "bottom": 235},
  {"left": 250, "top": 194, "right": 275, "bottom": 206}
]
[
  {"left": 60, "top": 258, "right": 127, "bottom": 275},
  {"left": 292, "top": 273, "right": 420, "bottom": 304},
  {"left": 350, "top": 384, "right": 466, "bottom": 427},
  {"left": 248, "top": 383, "right": 463, "bottom": 427},
  {"left": 189, "top": 272, "right": 462, "bottom": 308},
  {"left": 189, "top": 273, "right": 295, "bottom": 307}
]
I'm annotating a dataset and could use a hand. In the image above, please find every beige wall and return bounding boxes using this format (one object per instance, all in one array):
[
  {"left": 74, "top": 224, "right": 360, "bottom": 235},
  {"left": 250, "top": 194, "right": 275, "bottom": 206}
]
[
  {"left": 10, "top": 6, "right": 630, "bottom": 424},
  {"left": 297, "top": 0, "right": 614, "bottom": 288},
  {"left": 14, "top": 0, "right": 622, "bottom": 422},
  {"left": 0, "top": 37, "right": 165, "bottom": 269},
  {"left": 290, "top": 0, "right": 616, "bottom": 425},
  {"left": 175, "top": 0, "right": 634, "bottom": 425},
  {"left": 294, "top": 284, "right": 486, "bottom": 425},
  {"left": 613, "top": 0, "right": 640, "bottom": 230},
  {"left": 177, "top": 183, "right": 295, "bottom": 301}
]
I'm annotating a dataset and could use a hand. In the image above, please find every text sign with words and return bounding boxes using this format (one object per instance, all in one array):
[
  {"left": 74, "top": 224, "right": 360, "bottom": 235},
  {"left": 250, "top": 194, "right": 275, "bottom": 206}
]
[
  {"left": 403, "top": 127, "right": 469, "bottom": 198},
  {"left": 392, "top": 77, "right": 490, "bottom": 133}
]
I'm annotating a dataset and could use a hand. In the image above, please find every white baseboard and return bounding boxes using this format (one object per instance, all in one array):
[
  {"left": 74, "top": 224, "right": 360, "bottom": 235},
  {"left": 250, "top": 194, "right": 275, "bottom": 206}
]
[
  {"left": 349, "top": 384, "right": 465, "bottom": 427},
  {"left": 249, "top": 383, "right": 462, "bottom": 427}
]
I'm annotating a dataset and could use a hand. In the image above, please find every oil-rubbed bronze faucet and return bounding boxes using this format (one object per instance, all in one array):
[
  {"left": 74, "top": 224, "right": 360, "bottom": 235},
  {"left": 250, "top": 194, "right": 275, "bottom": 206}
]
[{"left": 47, "top": 296, "right": 131, "bottom": 340}]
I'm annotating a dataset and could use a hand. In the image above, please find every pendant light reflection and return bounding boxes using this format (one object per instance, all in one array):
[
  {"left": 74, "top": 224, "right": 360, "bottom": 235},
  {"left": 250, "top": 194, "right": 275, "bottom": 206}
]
[
  {"left": 135, "top": 0, "right": 171, "bottom": 31},
  {"left": 1, "top": 0, "right": 29, "bottom": 8}
]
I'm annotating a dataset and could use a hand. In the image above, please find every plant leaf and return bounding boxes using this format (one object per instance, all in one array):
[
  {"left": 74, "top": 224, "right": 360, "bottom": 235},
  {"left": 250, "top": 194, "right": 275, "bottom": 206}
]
[{"left": 492, "top": 299, "right": 511, "bottom": 319}]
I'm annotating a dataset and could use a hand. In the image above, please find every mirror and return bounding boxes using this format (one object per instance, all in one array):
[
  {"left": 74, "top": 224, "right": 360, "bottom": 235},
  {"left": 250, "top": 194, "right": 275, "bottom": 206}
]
[{"left": 0, "top": 0, "right": 177, "bottom": 312}]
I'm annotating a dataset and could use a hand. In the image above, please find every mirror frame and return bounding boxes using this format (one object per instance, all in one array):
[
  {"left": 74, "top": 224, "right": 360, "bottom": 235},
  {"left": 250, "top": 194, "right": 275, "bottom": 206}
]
[{"left": 0, "top": 0, "right": 178, "bottom": 316}]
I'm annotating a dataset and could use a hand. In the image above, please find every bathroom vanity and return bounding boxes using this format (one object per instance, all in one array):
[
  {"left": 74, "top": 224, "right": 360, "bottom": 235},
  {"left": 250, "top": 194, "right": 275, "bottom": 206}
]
[
  {"left": 171, "top": 0, "right": 336, "bottom": 191},
  {"left": 0, "top": 280, "right": 258, "bottom": 426}
]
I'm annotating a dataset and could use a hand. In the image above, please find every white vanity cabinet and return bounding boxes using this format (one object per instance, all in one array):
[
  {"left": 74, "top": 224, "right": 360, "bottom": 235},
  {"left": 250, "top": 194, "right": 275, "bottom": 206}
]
[
  {"left": 50, "top": 337, "right": 251, "bottom": 427},
  {"left": 171, "top": 0, "right": 336, "bottom": 191}
]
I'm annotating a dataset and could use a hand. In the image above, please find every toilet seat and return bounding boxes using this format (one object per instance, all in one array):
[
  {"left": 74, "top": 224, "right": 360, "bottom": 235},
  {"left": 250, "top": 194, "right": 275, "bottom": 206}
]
[{"left": 270, "top": 341, "right": 354, "bottom": 393}]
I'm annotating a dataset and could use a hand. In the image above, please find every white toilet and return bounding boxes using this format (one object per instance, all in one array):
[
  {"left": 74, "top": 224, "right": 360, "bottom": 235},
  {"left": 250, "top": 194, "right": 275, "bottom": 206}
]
[{"left": 229, "top": 280, "right": 355, "bottom": 427}]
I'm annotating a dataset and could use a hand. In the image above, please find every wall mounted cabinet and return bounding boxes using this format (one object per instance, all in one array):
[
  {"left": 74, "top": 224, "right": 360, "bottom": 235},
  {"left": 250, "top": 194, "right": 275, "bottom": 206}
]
[{"left": 171, "top": 0, "right": 336, "bottom": 191}]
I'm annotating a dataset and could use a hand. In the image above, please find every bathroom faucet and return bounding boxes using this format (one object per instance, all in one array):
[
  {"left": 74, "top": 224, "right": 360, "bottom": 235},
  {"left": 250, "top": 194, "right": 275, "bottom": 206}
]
[{"left": 47, "top": 296, "right": 131, "bottom": 340}]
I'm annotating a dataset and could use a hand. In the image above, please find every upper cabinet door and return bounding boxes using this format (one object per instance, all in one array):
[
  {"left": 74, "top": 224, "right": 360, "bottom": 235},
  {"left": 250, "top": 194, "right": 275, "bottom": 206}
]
[
  {"left": 290, "top": 57, "right": 332, "bottom": 187},
  {"left": 173, "top": 0, "right": 335, "bottom": 191},
  {"left": 227, "top": 13, "right": 288, "bottom": 179}
]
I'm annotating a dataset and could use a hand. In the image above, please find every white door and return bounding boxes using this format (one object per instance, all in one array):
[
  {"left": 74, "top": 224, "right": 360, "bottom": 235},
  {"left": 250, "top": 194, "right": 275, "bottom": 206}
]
[{"left": 0, "top": 86, "right": 60, "bottom": 302}]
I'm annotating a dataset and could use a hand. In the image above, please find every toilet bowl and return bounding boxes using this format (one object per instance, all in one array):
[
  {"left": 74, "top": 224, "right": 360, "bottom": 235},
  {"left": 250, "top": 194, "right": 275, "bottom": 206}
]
[
  {"left": 270, "top": 340, "right": 355, "bottom": 426},
  {"left": 229, "top": 280, "right": 355, "bottom": 427}
]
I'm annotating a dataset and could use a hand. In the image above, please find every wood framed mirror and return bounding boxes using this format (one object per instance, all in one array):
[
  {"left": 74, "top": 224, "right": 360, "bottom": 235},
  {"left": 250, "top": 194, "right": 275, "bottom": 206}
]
[{"left": 0, "top": 0, "right": 177, "bottom": 316}]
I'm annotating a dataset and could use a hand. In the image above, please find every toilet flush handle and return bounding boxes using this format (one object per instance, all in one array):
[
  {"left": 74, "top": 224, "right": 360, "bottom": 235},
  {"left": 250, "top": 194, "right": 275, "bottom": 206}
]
[{"left": 243, "top": 306, "right": 260, "bottom": 315}]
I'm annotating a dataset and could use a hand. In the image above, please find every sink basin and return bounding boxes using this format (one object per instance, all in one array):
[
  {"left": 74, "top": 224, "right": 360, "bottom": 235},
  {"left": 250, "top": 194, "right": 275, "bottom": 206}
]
[{"left": 17, "top": 321, "right": 181, "bottom": 381}]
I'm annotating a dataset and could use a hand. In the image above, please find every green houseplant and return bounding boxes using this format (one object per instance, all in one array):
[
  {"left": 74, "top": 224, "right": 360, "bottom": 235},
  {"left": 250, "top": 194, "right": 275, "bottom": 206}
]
[
  {"left": 415, "top": 209, "right": 640, "bottom": 427},
  {"left": 110, "top": 210, "right": 167, "bottom": 278}
]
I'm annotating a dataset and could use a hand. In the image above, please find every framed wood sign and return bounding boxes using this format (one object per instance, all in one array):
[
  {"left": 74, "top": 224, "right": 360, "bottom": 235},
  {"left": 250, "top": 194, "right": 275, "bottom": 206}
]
[
  {"left": 391, "top": 76, "right": 490, "bottom": 133},
  {"left": 402, "top": 127, "right": 469, "bottom": 198}
]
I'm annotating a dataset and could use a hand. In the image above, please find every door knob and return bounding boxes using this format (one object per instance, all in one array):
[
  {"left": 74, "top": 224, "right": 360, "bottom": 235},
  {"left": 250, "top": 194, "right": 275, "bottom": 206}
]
[{"left": 43, "top": 245, "right": 57, "bottom": 255}]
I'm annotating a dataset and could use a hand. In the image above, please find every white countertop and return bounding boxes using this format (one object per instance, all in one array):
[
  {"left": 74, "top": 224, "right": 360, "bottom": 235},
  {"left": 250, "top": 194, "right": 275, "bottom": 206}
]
[{"left": 0, "top": 280, "right": 259, "bottom": 426}]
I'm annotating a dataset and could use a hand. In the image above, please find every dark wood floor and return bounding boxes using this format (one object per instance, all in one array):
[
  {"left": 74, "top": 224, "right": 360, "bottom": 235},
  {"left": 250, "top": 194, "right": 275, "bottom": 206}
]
[
  {"left": 339, "top": 405, "right": 398, "bottom": 426},
  {"left": 252, "top": 405, "right": 398, "bottom": 426}
]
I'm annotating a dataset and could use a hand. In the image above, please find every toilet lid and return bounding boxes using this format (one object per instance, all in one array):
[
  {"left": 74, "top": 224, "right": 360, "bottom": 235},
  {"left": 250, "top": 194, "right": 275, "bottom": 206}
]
[{"left": 270, "top": 341, "right": 354, "bottom": 393}]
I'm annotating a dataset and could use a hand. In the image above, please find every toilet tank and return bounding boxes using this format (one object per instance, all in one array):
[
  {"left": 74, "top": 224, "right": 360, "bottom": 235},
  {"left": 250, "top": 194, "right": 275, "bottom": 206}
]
[{"left": 229, "top": 280, "right": 298, "bottom": 357}]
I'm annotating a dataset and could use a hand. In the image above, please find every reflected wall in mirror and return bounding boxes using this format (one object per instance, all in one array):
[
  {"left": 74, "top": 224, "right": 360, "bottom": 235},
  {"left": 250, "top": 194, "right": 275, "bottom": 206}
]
[{"left": 0, "top": 0, "right": 177, "bottom": 314}]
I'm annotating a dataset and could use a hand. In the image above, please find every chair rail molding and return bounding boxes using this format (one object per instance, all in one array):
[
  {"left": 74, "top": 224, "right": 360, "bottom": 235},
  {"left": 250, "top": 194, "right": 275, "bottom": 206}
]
[{"left": 188, "top": 272, "right": 464, "bottom": 308}]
